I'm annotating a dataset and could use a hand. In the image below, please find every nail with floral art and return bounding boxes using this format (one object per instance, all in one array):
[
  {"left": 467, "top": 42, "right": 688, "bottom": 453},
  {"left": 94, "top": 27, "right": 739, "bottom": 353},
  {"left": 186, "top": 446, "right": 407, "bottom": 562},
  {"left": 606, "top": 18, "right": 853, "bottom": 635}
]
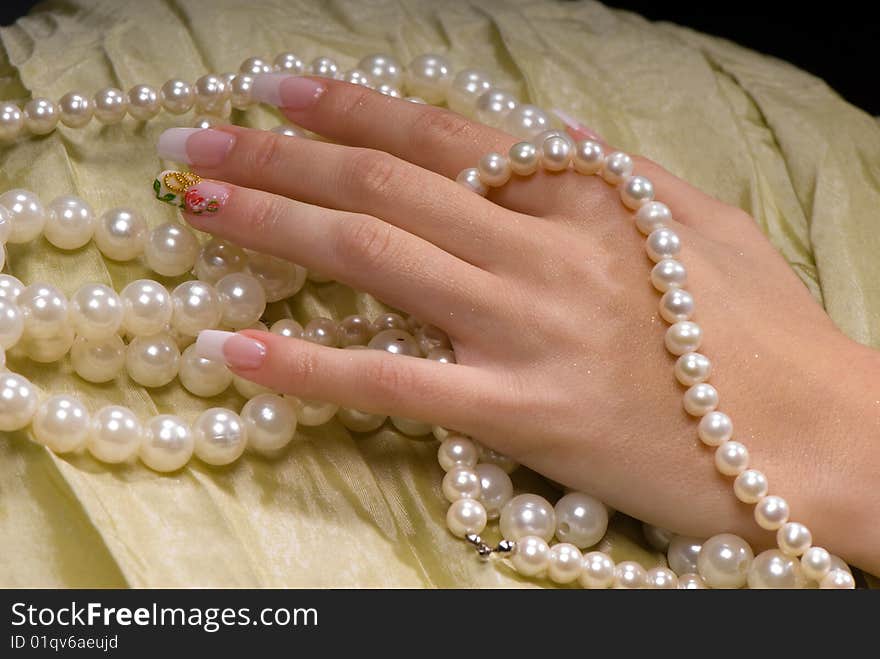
[{"left": 153, "top": 170, "right": 229, "bottom": 215}]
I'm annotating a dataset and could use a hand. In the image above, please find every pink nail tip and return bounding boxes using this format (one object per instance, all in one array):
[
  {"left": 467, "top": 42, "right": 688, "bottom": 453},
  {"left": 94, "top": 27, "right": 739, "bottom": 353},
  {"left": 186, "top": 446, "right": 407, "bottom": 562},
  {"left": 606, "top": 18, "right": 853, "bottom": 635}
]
[
  {"left": 551, "top": 108, "right": 602, "bottom": 142},
  {"left": 252, "top": 73, "right": 326, "bottom": 110}
]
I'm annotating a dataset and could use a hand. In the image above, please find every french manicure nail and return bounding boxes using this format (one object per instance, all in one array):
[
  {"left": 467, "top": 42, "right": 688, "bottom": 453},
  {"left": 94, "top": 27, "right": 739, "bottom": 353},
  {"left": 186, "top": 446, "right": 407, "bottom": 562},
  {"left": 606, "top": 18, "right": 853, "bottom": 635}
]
[
  {"left": 251, "top": 73, "right": 326, "bottom": 110},
  {"left": 196, "top": 330, "right": 267, "bottom": 369},
  {"left": 551, "top": 108, "right": 603, "bottom": 142},
  {"left": 157, "top": 127, "right": 235, "bottom": 166}
]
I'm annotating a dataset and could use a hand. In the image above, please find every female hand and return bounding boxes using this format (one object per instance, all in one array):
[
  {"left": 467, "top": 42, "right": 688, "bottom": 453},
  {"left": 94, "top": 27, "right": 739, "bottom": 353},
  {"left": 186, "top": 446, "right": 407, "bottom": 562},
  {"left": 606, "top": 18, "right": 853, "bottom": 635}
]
[{"left": 156, "top": 75, "right": 880, "bottom": 573}]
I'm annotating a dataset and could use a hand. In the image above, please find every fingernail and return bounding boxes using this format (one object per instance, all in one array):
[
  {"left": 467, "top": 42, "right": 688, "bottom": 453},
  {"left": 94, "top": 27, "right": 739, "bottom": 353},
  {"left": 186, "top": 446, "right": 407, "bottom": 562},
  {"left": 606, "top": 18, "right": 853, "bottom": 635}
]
[
  {"left": 153, "top": 170, "right": 228, "bottom": 215},
  {"left": 251, "top": 73, "right": 326, "bottom": 110},
  {"left": 157, "top": 127, "right": 235, "bottom": 166},
  {"left": 551, "top": 108, "right": 603, "bottom": 142},
  {"left": 196, "top": 330, "right": 267, "bottom": 369}
]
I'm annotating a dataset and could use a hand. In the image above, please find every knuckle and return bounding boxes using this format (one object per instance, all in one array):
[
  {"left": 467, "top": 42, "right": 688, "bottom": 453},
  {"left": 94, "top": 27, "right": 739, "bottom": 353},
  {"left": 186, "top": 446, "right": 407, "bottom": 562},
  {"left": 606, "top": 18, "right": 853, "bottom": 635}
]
[
  {"left": 367, "top": 356, "right": 413, "bottom": 401},
  {"left": 333, "top": 215, "right": 397, "bottom": 270},
  {"left": 247, "top": 132, "right": 285, "bottom": 173},
  {"left": 288, "top": 347, "right": 322, "bottom": 391},
  {"left": 247, "top": 195, "right": 283, "bottom": 236},
  {"left": 410, "top": 107, "right": 475, "bottom": 152},
  {"left": 345, "top": 149, "right": 400, "bottom": 198}
]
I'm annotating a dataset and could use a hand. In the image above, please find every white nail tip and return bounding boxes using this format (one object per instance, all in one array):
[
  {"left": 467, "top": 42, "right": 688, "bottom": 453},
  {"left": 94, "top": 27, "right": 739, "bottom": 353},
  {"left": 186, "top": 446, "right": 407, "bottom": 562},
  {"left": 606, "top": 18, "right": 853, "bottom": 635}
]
[
  {"left": 251, "top": 73, "right": 292, "bottom": 106},
  {"left": 195, "top": 329, "right": 235, "bottom": 363},
  {"left": 157, "top": 127, "right": 199, "bottom": 163}
]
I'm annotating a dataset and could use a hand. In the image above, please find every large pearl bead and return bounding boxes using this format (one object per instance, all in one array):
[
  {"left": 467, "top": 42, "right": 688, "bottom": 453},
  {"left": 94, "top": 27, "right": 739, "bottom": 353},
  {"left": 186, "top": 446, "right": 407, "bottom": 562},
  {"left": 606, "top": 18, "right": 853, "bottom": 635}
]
[
  {"left": 23, "top": 98, "right": 58, "bottom": 134},
  {"left": 0, "top": 299, "right": 24, "bottom": 349},
  {"left": 733, "top": 468, "right": 769, "bottom": 503},
  {"left": 478, "top": 152, "right": 511, "bottom": 187},
  {"left": 474, "top": 463, "right": 513, "bottom": 519},
  {"left": 344, "top": 69, "right": 373, "bottom": 88},
  {"left": 120, "top": 279, "right": 172, "bottom": 336},
  {"left": 44, "top": 194, "right": 95, "bottom": 250},
  {"left": 239, "top": 56, "right": 272, "bottom": 75},
  {"left": 20, "top": 324, "right": 74, "bottom": 363},
  {"left": 645, "top": 567, "right": 679, "bottom": 589},
  {"left": 0, "top": 102, "right": 23, "bottom": 140},
  {"left": 455, "top": 167, "right": 487, "bottom": 196},
  {"left": 127, "top": 84, "right": 161, "bottom": 121},
  {"left": 274, "top": 52, "right": 304, "bottom": 74},
  {"left": 405, "top": 54, "right": 452, "bottom": 103},
  {"left": 665, "top": 321, "right": 702, "bottom": 356},
  {"left": 499, "top": 493, "right": 556, "bottom": 542},
  {"left": 270, "top": 318, "right": 304, "bottom": 339},
  {"left": 437, "top": 435, "right": 479, "bottom": 471},
  {"left": 572, "top": 140, "right": 604, "bottom": 175},
  {"left": 600, "top": 151, "right": 634, "bottom": 185},
  {"left": 442, "top": 466, "right": 482, "bottom": 503},
  {"left": 696, "top": 533, "right": 753, "bottom": 588},
  {"left": 93, "top": 87, "right": 128, "bottom": 124},
  {"left": 171, "top": 280, "right": 222, "bottom": 337},
  {"left": 614, "top": 561, "right": 647, "bottom": 589},
  {"left": 447, "top": 69, "right": 493, "bottom": 115},
  {"left": 367, "top": 329, "right": 420, "bottom": 356},
  {"left": 715, "top": 440, "right": 749, "bottom": 475},
  {"left": 194, "top": 74, "right": 229, "bottom": 113},
  {"left": 358, "top": 53, "right": 402, "bottom": 86},
  {"left": 800, "top": 546, "right": 832, "bottom": 582},
  {"left": 508, "top": 141, "right": 540, "bottom": 176},
  {"left": 539, "top": 135, "right": 573, "bottom": 171},
  {"left": 70, "top": 334, "right": 126, "bottom": 383},
  {"left": 193, "top": 407, "right": 247, "bottom": 466},
  {"left": 245, "top": 251, "right": 307, "bottom": 302},
  {"left": 554, "top": 492, "right": 608, "bottom": 548},
  {"left": 579, "top": 551, "right": 615, "bottom": 588},
  {"left": 0, "top": 373, "right": 38, "bottom": 431},
  {"left": 698, "top": 411, "right": 733, "bottom": 446},
  {"left": 18, "top": 283, "right": 68, "bottom": 339},
  {"left": 337, "top": 407, "right": 386, "bottom": 433},
  {"left": 309, "top": 56, "right": 340, "bottom": 79},
  {"left": 646, "top": 227, "right": 681, "bottom": 262},
  {"left": 474, "top": 89, "right": 518, "bottom": 127},
  {"left": 621, "top": 175, "right": 655, "bottom": 209},
  {"left": 659, "top": 288, "right": 694, "bottom": 324},
  {"left": 777, "top": 522, "right": 812, "bottom": 556},
  {"left": 683, "top": 383, "right": 718, "bottom": 417},
  {"left": 650, "top": 259, "right": 687, "bottom": 293},
  {"left": 195, "top": 238, "right": 247, "bottom": 283},
  {"left": 754, "top": 495, "right": 790, "bottom": 530},
  {"left": 87, "top": 405, "right": 143, "bottom": 463},
  {"left": 287, "top": 396, "right": 339, "bottom": 426},
  {"left": 215, "top": 273, "right": 266, "bottom": 330},
  {"left": 635, "top": 201, "right": 671, "bottom": 235},
  {"left": 510, "top": 535, "right": 549, "bottom": 576},
  {"left": 230, "top": 74, "right": 255, "bottom": 109},
  {"left": 241, "top": 394, "right": 297, "bottom": 453},
  {"left": 446, "top": 498, "right": 487, "bottom": 539},
  {"left": 125, "top": 332, "right": 181, "bottom": 388},
  {"left": 747, "top": 549, "right": 806, "bottom": 589},
  {"left": 300, "top": 317, "right": 338, "bottom": 347},
  {"left": 58, "top": 91, "right": 93, "bottom": 128},
  {"left": 70, "top": 284, "right": 123, "bottom": 340},
  {"left": 0, "top": 189, "right": 46, "bottom": 244},
  {"left": 144, "top": 223, "right": 200, "bottom": 277},
  {"left": 820, "top": 569, "right": 855, "bottom": 589},
  {"left": 160, "top": 79, "right": 194, "bottom": 115},
  {"left": 503, "top": 104, "right": 550, "bottom": 138},
  {"left": 140, "top": 415, "right": 194, "bottom": 472},
  {"left": 94, "top": 207, "right": 147, "bottom": 261},
  {"left": 32, "top": 395, "right": 90, "bottom": 453},
  {"left": 336, "top": 315, "right": 372, "bottom": 347},
  {"left": 667, "top": 535, "right": 703, "bottom": 576},
  {"left": 548, "top": 543, "right": 583, "bottom": 584},
  {"left": 674, "top": 352, "right": 711, "bottom": 386},
  {"left": 0, "top": 274, "right": 23, "bottom": 304},
  {"left": 179, "top": 343, "right": 231, "bottom": 397}
]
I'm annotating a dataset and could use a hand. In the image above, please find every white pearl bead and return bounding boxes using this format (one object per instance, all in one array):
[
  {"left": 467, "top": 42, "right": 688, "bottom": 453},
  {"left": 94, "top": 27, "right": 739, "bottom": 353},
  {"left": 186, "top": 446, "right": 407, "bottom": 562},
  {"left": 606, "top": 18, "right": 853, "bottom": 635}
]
[
  {"left": 442, "top": 466, "right": 482, "bottom": 502},
  {"left": 446, "top": 498, "right": 487, "bottom": 539},
  {"left": 474, "top": 89, "right": 518, "bottom": 127},
  {"left": 820, "top": 568, "right": 855, "bottom": 589},
  {"left": 438, "top": 435, "right": 479, "bottom": 471},
  {"left": 646, "top": 227, "right": 681, "bottom": 262},
  {"left": 696, "top": 533, "right": 754, "bottom": 588},
  {"left": 140, "top": 414, "right": 194, "bottom": 472},
  {"left": 698, "top": 411, "right": 733, "bottom": 446},
  {"left": 170, "top": 280, "right": 221, "bottom": 337},
  {"left": 194, "top": 74, "right": 229, "bottom": 113},
  {"left": 144, "top": 222, "right": 200, "bottom": 277},
  {"left": 245, "top": 251, "right": 307, "bottom": 302},
  {"left": 287, "top": 396, "right": 340, "bottom": 426},
  {"left": 683, "top": 383, "right": 718, "bottom": 417},
  {"left": 241, "top": 394, "right": 297, "bottom": 454},
  {"left": 19, "top": 324, "right": 74, "bottom": 363},
  {"left": 0, "top": 102, "right": 23, "bottom": 140},
  {"left": 270, "top": 318, "right": 303, "bottom": 340},
  {"left": 477, "top": 443, "right": 518, "bottom": 473},
  {"left": 510, "top": 535, "right": 550, "bottom": 576},
  {"left": 179, "top": 343, "right": 232, "bottom": 397},
  {"left": 357, "top": 53, "right": 402, "bottom": 86},
  {"left": 23, "top": 98, "right": 58, "bottom": 134},
  {"left": 70, "top": 334, "right": 125, "bottom": 383},
  {"left": 508, "top": 141, "right": 540, "bottom": 176},
  {"left": 635, "top": 201, "right": 671, "bottom": 235},
  {"left": 88, "top": 405, "right": 142, "bottom": 463},
  {"left": 405, "top": 54, "right": 452, "bottom": 103},
  {"left": 667, "top": 535, "right": 702, "bottom": 576},
  {"left": 477, "top": 152, "right": 511, "bottom": 187},
  {"left": 44, "top": 195, "right": 95, "bottom": 250},
  {"left": 93, "top": 87, "right": 128, "bottom": 124},
  {"left": 32, "top": 395, "right": 90, "bottom": 453},
  {"left": 660, "top": 288, "right": 695, "bottom": 323},
  {"left": 715, "top": 440, "right": 749, "bottom": 475},
  {"left": 309, "top": 56, "right": 340, "bottom": 79},
  {"left": 455, "top": 167, "right": 488, "bottom": 196},
  {"left": 193, "top": 407, "right": 247, "bottom": 466},
  {"left": 499, "top": 493, "right": 556, "bottom": 542},
  {"left": 614, "top": 561, "right": 646, "bottom": 588},
  {"left": 239, "top": 56, "right": 272, "bottom": 75},
  {"left": 538, "top": 135, "right": 572, "bottom": 171},
  {"left": 375, "top": 83, "right": 401, "bottom": 98},
  {"left": 160, "top": 79, "right": 194, "bottom": 114},
  {"left": 678, "top": 573, "right": 708, "bottom": 589},
  {"left": 579, "top": 551, "right": 615, "bottom": 588},
  {"left": 829, "top": 555, "right": 851, "bottom": 575},
  {"left": 94, "top": 207, "right": 147, "bottom": 261},
  {"left": 474, "top": 463, "right": 513, "bottom": 519},
  {"left": 755, "top": 495, "right": 790, "bottom": 530},
  {"left": 18, "top": 283, "right": 68, "bottom": 339},
  {"left": 0, "top": 275, "right": 22, "bottom": 304},
  {"left": 650, "top": 259, "right": 687, "bottom": 292},
  {"left": 120, "top": 279, "right": 172, "bottom": 336},
  {"left": 127, "top": 84, "right": 160, "bottom": 120},
  {"left": 800, "top": 546, "right": 832, "bottom": 582},
  {"left": 572, "top": 140, "right": 604, "bottom": 175},
  {"left": 215, "top": 273, "right": 267, "bottom": 330},
  {"left": 126, "top": 332, "right": 180, "bottom": 388},
  {"left": 58, "top": 92, "right": 93, "bottom": 128},
  {"left": 0, "top": 373, "right": 38, "bottom": 430},
  {"left": 554, "top": 492, "right": 608, "bottom": 549},
  {"left": 343, "top": 69, "right": 372, "bottom": 87},
  {"left": 446, "top": 69, "right": 493, "bottom": 115},
  {"left": 674, "top": 352, "right": 711, "bottom": 386},
  {"left": 748, "top": 549, "right": 806, "bottom": 589},
  {"left": 195, "top": 238, "right": 247, "bottom": 283},
  {"left": 229, "top": 74, "right": 255, "bottom": 109},
  {"left": 0, "top": 299, "right": 24, "bottom": 349},
  {"left": 337, "top": 407, "right": 386, "bottom": 433},
  {"left": 665, "top": 321, "right": 702, "bottom": 356},
  {"left": 600, "top": 151, "right": 634, "bottom": 185},
  {"left": 645, "top": 567, "right": 679, "bottom": 589},
  {"left": 0, "top": 189, "right": 46, "bottom": 244},
  {"left": 69, "top": 284, "right": 123, "bottom": 340},
  {"left": 642, "top": 523, "right": 675, "bottom": 551},
  {"left": 548, "top": 543, "right": 583, "bottom": 584},
  {"left": 620, "top": 175, "right": 655, "bottom": 209},
  {"left": 503, "top": 104, "right": 550, "bottom": 138},
  {"left": 274, "top": 52, "right": 304, "bottom": 73},
  {"left": 777, "top": 522, "right": 812, "bottom": 556},
  {"left": 733, "top": 468, "right": 769, "bottom": 503}
]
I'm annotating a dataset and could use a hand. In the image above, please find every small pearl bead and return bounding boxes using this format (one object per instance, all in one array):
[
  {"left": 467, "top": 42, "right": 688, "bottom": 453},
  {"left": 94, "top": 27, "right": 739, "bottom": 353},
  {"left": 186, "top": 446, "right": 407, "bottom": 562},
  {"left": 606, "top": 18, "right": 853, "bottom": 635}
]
[
  {"left": 499, "top": 493, "right": 556, "bottom": 542},
  {"left": 508, "top": 141, "right": 540, "bottom": 176},
  {"left": 171, "top": 280, "right": 222, "bottom": 337},
  {"left": 650, "top": 259, "right": 687, "bottom": 292},
  {"left": 405, "top": 54, "right": 452, "bottom": 103},
  {"left": 579, "top": 551, "right": 615, "bottom": 588},
  {"left": 195, "top": 238, "right": 247, "bottom": 284},
  {"left": 645, "top": 567, "right": 679, "bottom": 589},
  {"left": 343, "top": 69, "right": 372, "bottom": 87},
  {"left": 160, "top": 79, "right": 195, "bottom": 114},
  {"left": 18, "top": 283, "right": 68, "bottom": 340},
  {"left": 438, "top": 435, "right": 479, "bottom": 471},
  {"left": 0, "top": 299, "right": 24, "bottom": 349},
  {"left": 820, "top": 569, "right": 855, "bottom": 589},
  {"left": 698, "top": 411, "right": 733, "bottom": 446},
  {"left": 646, "top": 227, "right": 681, "bottom": 262},
  {"left": 554, "top": 492, "right": 608, "bottom": 549},
  {"left": 447, "top": 68, "right": 493, "bottom": 115},
  {"left": 239, "top": 56, "right": 272, "bottom": 75},
  {"left": 193, "top": 407, "right": 247, "bottom": 466},
  {"left": 474, "top": 89, "right": 517, "bottom": 127},
  {"left": 715, "top": 440, "right": 749, "bottom": 475},
  {"left": 287, "top": 396, "right": 340, "bottom": 426},
  {"left": 777, "top": 522, "right": 812, "bottom": 556},
  {"left": 614, "top": 561, "right": 646, "bottom": 589},
  {"left": 367, "top": 328, "right": 422, "bottom": 357},
  {"left": 58, "top": 92, "right": 93, "bottom": 128},
  {"left": 126, "top": 332, "right": 180, "bottom": 388},
  {"left": 446, "top": 498, "right": 487, "bottom": 539},
  {"left": 678, "top": 573, "right": 708, "bottom": 589},
  {"left": 620, "top": 175, "right": 655, "bottom": 209},
  {"left": 71, "top": 335, "right": 125, "bottom": 383},
  {"left": 572, "top": 140, "right": 604, "bottom": 175},
  {"left": 600, "top": 151, "right": 633, "bottom": 185},
  {"left": 474, "top": 463, "right": 513, "bottom": 519},
  {"left": 120, "top": 279, "right": 172, "bottom": 336},
  {"left": 733, "top": 468, "right": 769, "bottom": 503},
  {"left": 127, "top": 84, "right": 160, "bottom": 121},
  {"left": 144, "top": 222, "right": 200, "bottom": 277},
  {"left": 635, "top": 201, "right": 671, "bottom": 235},
  {"left": 477, "top": 443, "right": 518, "bottom": 473},
  {"left": 230, "top": 74, "right": 255, "bottom": 109},
  {"left": 375, "top": 84, "right": 401, "bottom": 98},
  {"left": 477, "top": 152, "right": 511, "bottom": 187},
  {"left": 0, "top": 373, "right": 39, "bottom": 431},
  {"left": 70, "top": 284, "right": 123, "bottom": 340},
  {"left": 194, "top": 74, "right": 229, "bottom": 113},
  {"left": 800, "top": 546, "right": 832, "bottom": 582},
  {"left": 665, "top": 321, "right": 702, "bottom": 356},
  {"left": 371, "top": 312, "right": 408, "bottom": 333},
  {"left": 540, "top": 135, "right": 573, "bottom": 171},
  {"left": 755, "top": 495, "right": 790, "bottom": 530},
  {"left": 337, "top": 407, "right": 386, "bottom": 433},
  {"left": 442, "top": 467, "right": 481, "bottom": 502},
  {"left": 32, "top": 395, "right": 90, "bottom": 453},
  {"left": 45, "top": 194, "right": 96, "bottom": 250},
  {"left": 684, "top": 383, "right": 719, "bottom": 416},
  {"left": 23, "top": 98, "right": 58, "bottom": 134},
  {"left": 548, "top": 543, "right": 583, "bottom": 584},
  {"left": 748, "top": 549, "right": 806, "bottom": 589},
  {"left": 0, "top": 102, "right": 23, "bottom": 140},
  {"left": 427, "top": 348, "right": 455, "bottom": 363},
  {"left": 93, "top": 87, "right": 128, "bottom": 124},
  {"left": 0, "top": 189, "right": 46, "bottom": 244},
  {"left": 660, "top": 288, "right": 695, "bottom": 323},
  {"left": 503, "top": 104, "right": 550, "bottom": 138},
  {"left": 94, "top": 207, "right": 148, "bottom": 261},
  {"left": 455, "top": 167, "right": 488, "bottom": 196},
  {"left": 241, "top": 394, "right": 297, "bottom": 454},
  {"left": 274, "top": 52, "right": 305, "bottom": 74},
  {"left": 310, "top": 56, "right": 341, "bottom": 79},
  {"left": 270, "top": 319, "right": 304, "bottom": 339},
  {"left": 357, "top": 53, "right": 402, "bottom": 86},
  {"left": 642, "top": 523, "right": 675, "bottom": 552},
  {"left": 675, "top": 352, "right": 711, "bottom": 386},
  {"left": 88, "top": 405, "right": 142, "bottom": 463},
  {"left": 215, "top": 273, "right": 266, "bottom": 330},
  {"left": 510, "top": 535, "right": 550, "bottom": 576},
  {"left": 696, "top": 533, "right": 754, "bottom": 588},
  {"left": 667, "top": 536, "right": 702, "bottom": 576},
  {"left": 140, "top": 414, "right": 194, "bottom": 472},
  {"left": 179, "top": 344, "right": 231, "bottom": 397}
]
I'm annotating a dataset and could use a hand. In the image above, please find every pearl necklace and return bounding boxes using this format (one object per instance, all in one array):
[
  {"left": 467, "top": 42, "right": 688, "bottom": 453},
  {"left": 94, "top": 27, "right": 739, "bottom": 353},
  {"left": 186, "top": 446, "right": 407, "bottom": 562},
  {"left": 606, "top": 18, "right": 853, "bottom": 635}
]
[{"left": 0, "top": 51, "right": 856, "bottom": 588}]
